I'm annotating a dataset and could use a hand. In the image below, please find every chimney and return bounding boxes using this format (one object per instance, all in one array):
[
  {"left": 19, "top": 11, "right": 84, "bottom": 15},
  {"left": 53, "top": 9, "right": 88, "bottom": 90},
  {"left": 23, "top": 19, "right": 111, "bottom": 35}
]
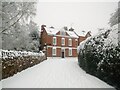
[
  {"left": 41, "top": 25, "right": 46, "bottom": 30},
  {"left": 50, "top": 26, "right": 54, "bottom": 29},
  {"left": 69, "top": 27, "right": 74, "bottom": 31}
]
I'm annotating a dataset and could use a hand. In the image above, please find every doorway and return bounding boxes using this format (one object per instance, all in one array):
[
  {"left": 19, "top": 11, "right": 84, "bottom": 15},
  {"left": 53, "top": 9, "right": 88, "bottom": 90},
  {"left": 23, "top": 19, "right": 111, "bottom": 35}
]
[
  {"left": 62, "top": 52, "right": 64, "bottom": 58},
  {"left": 61, "top": 48, "right": 65, "bottom": 58}
]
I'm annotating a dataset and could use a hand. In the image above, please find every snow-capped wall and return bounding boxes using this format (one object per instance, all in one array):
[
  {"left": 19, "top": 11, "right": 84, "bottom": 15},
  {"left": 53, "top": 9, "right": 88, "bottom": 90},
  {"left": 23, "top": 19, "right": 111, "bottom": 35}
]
[{"left": 0, "top": 49, "right": 44, "bottom": 59}]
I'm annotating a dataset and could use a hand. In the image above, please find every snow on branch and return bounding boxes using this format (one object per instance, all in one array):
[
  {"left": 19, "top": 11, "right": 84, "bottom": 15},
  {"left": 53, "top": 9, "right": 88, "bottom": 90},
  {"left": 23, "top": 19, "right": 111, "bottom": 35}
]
[
  {"left": 1, "top": 2, "right": 36, "bottom": 33},
  {"left": 77, "top": 24, "right": 119, "bottom": 54}
]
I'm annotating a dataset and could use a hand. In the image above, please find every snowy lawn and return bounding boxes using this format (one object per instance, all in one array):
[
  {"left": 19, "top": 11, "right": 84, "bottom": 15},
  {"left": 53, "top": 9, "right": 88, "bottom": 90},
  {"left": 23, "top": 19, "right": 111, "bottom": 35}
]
[{"left": 2, "top": 57, "right": 113, "bottom": 88}]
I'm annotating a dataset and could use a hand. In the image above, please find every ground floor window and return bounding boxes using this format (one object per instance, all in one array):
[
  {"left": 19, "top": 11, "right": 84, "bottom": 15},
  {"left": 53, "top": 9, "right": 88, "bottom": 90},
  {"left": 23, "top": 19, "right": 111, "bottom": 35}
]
[
  {"left": 69, "top": 48, "right": 72, "bottom": 56},
  {"left": 52, "top": 47, "right": 56, "bottom": 56}
]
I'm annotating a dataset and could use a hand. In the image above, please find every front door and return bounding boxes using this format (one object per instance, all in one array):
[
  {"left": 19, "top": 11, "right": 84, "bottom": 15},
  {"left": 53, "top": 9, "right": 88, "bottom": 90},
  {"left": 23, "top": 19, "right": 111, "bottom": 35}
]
[
  {"left": 61, "top": 48, "right": 65, "bottom": 58},
  {"left": 62, "top": 51, "right": 64, "bottom": 58}
]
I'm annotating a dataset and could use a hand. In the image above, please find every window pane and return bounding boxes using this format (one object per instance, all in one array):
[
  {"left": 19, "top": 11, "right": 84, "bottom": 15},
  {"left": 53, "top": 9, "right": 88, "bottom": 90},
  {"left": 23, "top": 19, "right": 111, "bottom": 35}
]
[
  {"left": 53, "top": 37, "right": 56, "bottom": 45},
  {"left": 69, "top": 39, "right": 72, "bottom": 46},
  {"left": 61, "top": 31, "right": 66, "bottom": 35},
  {"left": 61, "top": 38, "right": 65, "bottom": 45}
]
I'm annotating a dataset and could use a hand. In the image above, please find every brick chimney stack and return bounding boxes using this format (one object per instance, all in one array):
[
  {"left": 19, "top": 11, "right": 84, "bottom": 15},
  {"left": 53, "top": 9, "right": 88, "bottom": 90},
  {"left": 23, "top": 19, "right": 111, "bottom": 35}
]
[{"left": 41, "top": 25, "right": 46, "bottom": 31}]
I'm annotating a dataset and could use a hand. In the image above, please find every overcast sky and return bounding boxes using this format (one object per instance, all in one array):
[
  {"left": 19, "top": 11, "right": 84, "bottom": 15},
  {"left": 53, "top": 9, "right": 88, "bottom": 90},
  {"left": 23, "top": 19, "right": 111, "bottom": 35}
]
[{"left": 34, "top": 1, "right": 118, "bottom": 35}]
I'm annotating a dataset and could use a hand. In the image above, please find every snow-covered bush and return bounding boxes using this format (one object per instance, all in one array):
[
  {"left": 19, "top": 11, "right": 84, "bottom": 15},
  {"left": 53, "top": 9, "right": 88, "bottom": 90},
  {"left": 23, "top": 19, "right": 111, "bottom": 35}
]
[
  {"left": 78, "top": 24, "right": 120, "bottom": 89},
  {"left": 1, "top": 50, "right": 45, "bottom": 79},
  {"left": 1, "top": 50, "right": 44, "bottom": 59}
]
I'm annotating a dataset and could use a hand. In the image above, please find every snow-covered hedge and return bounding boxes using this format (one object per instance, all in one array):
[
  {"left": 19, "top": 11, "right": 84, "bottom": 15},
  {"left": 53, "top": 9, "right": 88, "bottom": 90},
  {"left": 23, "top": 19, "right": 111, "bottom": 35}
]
[
  {"left": 0, "top": 49, "right": 44, "bottom": 59},
  {"left": 78, "top": 24, "right": 120, "bottom": 89},
  {"left": 1, "top": 50, "right": 46, "bottom": 79}
]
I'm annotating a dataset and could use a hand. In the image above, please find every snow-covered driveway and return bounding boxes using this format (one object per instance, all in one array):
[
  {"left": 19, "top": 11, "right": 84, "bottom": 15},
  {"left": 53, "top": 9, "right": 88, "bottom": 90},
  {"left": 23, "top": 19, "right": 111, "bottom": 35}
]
[{"left": 2, "top": 57, "right": 113, "bottom": 88}]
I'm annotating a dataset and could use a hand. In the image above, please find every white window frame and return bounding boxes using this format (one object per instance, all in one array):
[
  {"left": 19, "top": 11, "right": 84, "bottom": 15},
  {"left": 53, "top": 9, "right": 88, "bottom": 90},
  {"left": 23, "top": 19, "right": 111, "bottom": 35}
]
[
  {"left": 69, "top": 48, "right": 72, "bottom": 56},
  {"left": 69, "top": 38, "right": 72, "bottom": 46},
  {"left": 52, "top": 47, "right": 56, "bottom": 56},
  {"left": 61, "top": 38, "right": 65, "bottom": 46},
  {"left": 53, "top": 37, "right": 57, "bottom": 45}
]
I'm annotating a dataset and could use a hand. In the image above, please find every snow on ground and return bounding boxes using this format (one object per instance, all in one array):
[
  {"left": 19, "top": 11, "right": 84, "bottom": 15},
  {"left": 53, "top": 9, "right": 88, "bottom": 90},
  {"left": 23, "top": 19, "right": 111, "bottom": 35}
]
[
  {"left": 2, "top": 57, "right": 113, "bottom": 88},
  {"left": 0, "top": 81, "right": 1, "bottom": 90}
]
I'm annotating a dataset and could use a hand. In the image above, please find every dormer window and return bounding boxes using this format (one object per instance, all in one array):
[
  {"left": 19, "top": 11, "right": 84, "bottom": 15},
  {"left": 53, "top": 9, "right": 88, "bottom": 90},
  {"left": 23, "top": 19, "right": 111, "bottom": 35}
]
[{"left": 60, "top": 31, "right": 66, "bottom": 36}]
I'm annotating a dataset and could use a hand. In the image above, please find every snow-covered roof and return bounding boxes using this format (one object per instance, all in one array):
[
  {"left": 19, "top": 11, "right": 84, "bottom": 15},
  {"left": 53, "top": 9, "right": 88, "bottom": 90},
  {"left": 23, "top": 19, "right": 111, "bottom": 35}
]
[
  {"left": 44, "top": 27, "right": 78, "bottom": 38},
  {"left": 44, "top": 27, "right": 59, "bottom": 35},
  {"left": 77, "top": 32, "right": 86, "bottom": 37},
  {"left": 66, "top": 31, "right": 78, "bottom": 38}
]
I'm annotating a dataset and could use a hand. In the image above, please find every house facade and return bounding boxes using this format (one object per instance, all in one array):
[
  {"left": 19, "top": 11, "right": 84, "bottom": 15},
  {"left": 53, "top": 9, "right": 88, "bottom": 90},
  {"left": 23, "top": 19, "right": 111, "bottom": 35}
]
[
  {"left": 78, "top": 31, "right": 91, "bottom": 45},
  {"left": 41, "top": 25, "right": 91, "bottom": 57}
]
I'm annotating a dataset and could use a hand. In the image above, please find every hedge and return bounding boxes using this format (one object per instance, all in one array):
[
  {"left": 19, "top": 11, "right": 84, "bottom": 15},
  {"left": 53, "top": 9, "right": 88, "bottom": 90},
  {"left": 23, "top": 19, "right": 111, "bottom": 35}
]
[
  {"left": 1, "top": 50, "right": 46, "bottom": 79},
  {"left": 78, "top": 29, "right": 120, "bottom": 90}
]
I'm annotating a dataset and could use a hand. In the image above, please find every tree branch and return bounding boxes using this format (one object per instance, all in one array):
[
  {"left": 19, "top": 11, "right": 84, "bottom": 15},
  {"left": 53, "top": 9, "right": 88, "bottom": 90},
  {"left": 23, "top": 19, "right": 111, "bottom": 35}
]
[
  {"left": 1, "top": 12, "right": 24, "bottom": 33},
  {"left": 4, "top": 11, "right": 21, "bottom": 24},
  {"left": 1, "top": 2, "right": 35, "bottom": 33}
]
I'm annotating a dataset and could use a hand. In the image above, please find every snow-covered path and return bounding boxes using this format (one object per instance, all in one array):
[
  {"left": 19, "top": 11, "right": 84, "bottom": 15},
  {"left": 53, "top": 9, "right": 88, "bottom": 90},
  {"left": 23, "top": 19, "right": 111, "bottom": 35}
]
[{"left": 2, "top": 57, "right": 113, "bottom": 88}]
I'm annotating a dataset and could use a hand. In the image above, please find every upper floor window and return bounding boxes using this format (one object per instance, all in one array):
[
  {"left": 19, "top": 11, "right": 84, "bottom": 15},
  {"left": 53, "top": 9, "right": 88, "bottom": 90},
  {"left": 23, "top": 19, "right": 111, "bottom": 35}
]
[
  {"left": 61, "top": 38, "right": 65, "bottom": 46},
  {"left": 53, "top": 37, "right": 57, "bottom": 45},
  {"left": 68, "top": 38, "right": 72, "bottom": 46}
]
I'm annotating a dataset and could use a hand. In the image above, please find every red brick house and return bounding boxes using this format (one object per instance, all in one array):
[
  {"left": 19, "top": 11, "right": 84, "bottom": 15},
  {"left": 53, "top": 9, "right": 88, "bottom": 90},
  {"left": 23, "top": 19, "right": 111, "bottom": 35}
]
[
  {"left": 41, "top": 25, "right": 91, "bottom": 57},
  {"left": 78, "top": 31, "right": 91, "bottom": 45}
]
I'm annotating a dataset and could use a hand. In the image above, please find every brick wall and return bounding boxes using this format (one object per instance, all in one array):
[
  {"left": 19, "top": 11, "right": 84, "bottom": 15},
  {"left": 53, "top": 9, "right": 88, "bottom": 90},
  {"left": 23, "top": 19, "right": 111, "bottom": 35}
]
[
  {"left": 72, "top": 49, "right": 77, "bottom": 57},
  {"left": 47, "top": 47, "right": 52, "bottom": 57},
  {"left": 41, "top": 30, "right": 47, "bottom": 50},
  {"left": 78, "top": 36, "right": 87, "bottom": 45},
  {"left": 57, "top": 48, "right": 61, "bottom": 57},
  {"left": 65, "top": 49, "right": 68, "bottom": 57},
  {"left": 57, "top": 37, "right": 61, "bottom": 46}
]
